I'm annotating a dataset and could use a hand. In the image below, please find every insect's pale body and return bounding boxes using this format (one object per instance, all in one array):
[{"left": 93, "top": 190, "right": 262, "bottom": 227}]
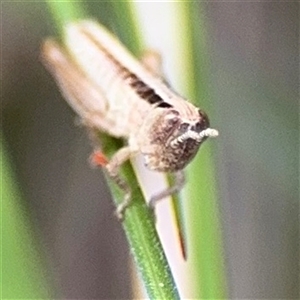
[{"left": 42, "top": 20, "right": 218, "bottom": 218}]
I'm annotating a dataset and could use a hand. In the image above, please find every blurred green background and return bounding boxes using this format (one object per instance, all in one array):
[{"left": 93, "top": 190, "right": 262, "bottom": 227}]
[{"left": 2, "top": 1, "right": 298, "bottom": 299}]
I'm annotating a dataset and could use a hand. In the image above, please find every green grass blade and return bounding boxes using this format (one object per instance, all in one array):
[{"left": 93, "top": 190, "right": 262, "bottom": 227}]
[
  {"left": 100, "top": 136, "right": 180, "bottom": 300},
  {"left": 47, "top": 0, "right": 86, "bottom": 32},
  {"left": 105, "top": 1, "right": 227, "bottom": 297},
  {"left": 179, "top": 3, "right": 228, "bottom": 298},
  {"left": 110, "top": 0, "right": 143, "bottom": 53},
  {"left": 44, "top": 1, "right": 180, "bottom": 299},
  {"left": 1, "top": 135, "right": 52, "bottom": 299},
  {"left": 132, "top": 1, "right": 227, "bottom": 297}
]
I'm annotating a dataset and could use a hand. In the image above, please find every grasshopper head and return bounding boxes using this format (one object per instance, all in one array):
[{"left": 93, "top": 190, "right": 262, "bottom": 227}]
[{"left": 137, "top": 107, "right": 218, "bottom": 172}]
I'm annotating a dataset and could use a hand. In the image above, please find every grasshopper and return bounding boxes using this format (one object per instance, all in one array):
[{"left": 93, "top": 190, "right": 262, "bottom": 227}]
[{"left": 41, "top": 20, "right": 219, "bottom": 219}]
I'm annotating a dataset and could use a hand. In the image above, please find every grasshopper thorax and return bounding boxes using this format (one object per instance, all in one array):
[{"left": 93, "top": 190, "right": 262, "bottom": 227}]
[{"left": 137, "top": 106, "right": 217, "bottom": 172}]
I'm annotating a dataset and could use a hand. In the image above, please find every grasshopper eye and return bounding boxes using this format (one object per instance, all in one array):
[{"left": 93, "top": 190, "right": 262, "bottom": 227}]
[
  {"left": 178, "top": 123, "right": 189, "bottom": 133},
  {"left": 194, "top": 121, "right": 205, "bottom": 133}
]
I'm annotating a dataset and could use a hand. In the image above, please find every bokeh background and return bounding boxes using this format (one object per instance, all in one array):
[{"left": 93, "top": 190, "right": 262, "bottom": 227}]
[{"left": 2, "top": 1, "right": 299, "bottom": 299}]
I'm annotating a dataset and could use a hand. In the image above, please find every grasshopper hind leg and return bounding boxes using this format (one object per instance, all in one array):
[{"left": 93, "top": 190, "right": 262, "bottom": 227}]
[{"left": 141, "top": 50, "right": 163, "bottom": 77}]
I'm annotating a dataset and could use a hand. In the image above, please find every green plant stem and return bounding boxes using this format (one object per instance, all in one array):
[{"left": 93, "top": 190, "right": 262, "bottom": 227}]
[
  {"left": 179, "top": 2, "right": 228, "bottom": 298},
  {"left": 47, "top": 0, "right": 85, "bottom": 31},
  {"left": 1, "top": 134, "right": 51, "bottom": 299},
  {"left": 45, "top": 1, "right": 180, "bottom": 299},
  {"left": 100, "top": 136, "right": 180, "bottom": 300}
]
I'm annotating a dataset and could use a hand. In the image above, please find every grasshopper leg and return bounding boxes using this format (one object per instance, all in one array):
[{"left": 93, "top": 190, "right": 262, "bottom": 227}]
[
  {"left": 141, "top": 50, "right": 163, "bottom": 77},
  {"left": 102, "top": 146, "right": 137, "bottom": 220},
  {"left": 149, "top": 171, "right": 186, "bottom": 209},
  {"left": 91, "top": 146, "right": 134, "bottom": 220}
]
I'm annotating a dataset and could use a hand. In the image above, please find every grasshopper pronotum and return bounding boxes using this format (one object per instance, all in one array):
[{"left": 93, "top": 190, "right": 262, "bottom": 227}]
[{"left": 41, "top": 20, "right": 218, "bottom": 219}]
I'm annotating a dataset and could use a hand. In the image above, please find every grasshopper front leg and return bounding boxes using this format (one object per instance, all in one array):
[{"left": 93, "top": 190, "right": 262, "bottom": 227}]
[
  {"left": 92, "top": 146, "right": 137, "bottom": 220},
  {"left": 149, "top": 171, "right": 186, "bottom": 210},
  {"left": 105, "top": 146, "right": 137, "bottom": 219}
]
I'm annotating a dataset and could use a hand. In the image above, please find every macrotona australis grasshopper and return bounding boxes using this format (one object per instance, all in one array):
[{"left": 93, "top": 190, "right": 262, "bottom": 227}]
[{"left": 41, "top": 20, "right": 219, "bottom": 219}]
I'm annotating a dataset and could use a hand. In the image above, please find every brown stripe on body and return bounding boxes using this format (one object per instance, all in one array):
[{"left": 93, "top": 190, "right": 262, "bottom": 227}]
[
  {"left": 125, "top": 73, "right": 172, "bottom": 108},
  {"left": 80, "top": 28, "right": 173, "bottom": 108}
]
